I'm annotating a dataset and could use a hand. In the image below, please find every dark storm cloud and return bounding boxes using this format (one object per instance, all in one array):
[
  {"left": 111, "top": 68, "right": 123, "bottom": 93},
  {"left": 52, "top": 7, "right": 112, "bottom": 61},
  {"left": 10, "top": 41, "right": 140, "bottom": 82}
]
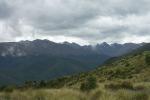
[{"left": 0, "top": 0, "right": 150, "bottom": 44}]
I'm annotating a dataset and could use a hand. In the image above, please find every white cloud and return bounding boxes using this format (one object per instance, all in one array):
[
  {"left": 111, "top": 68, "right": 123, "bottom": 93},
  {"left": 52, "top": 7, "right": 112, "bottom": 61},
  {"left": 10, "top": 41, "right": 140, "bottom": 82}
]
[{"left": 0, "top": 0, "right": 150, "bottom": 44}]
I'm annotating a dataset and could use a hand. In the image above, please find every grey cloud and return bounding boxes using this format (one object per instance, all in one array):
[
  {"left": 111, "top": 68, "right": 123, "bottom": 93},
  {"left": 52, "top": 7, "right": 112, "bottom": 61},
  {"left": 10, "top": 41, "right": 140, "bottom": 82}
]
[
  {"left": 0, "top": 0, "right": 150, "bottom": 44},
  {"left": 0, "top": 0, "right": 14, "bottom": 19}
]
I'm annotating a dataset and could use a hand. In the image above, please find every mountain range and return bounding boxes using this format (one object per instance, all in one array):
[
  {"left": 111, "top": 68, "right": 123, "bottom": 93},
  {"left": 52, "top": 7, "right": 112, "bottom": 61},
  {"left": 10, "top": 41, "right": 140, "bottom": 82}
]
[{"left": 0, "top": 39, "right": 143, "bottom": 85}]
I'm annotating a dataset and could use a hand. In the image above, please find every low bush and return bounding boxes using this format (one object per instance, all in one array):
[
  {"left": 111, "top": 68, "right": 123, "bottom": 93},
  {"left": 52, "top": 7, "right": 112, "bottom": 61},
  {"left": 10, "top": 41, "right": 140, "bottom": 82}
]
[
  {"left": 80, "top": 76, "right": 97, "bottom": 92},
  {"left": 117, "top": 90, "right": 149, "bottom": 100},
  {"left": 134, "top": 85, "right": 146, "bottom": 91},
  {"left": 0, "top": 85, "right": 16, "bottom": 93},
  {"left": 133, "top": 92, "right": 149, "bottom": 100},
  {"left": 105, "top": 81, "right": 133, "bottom": 90},
  {"left": 3, "top": 86, "right": 15, "bottom": 93},
  {"left": 90, "top": 90, "right": 102, "bottom": 100},
  {"left": 145, "top": 53, "right": 150, "bottom": 65}
]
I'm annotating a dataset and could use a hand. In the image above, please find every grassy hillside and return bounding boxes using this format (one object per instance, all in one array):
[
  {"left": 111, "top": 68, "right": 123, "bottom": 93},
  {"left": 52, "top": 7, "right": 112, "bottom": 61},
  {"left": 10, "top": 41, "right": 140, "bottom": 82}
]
[
  {"left": 40, "top": 50, "right": 150, "bottom": 88},
  {"left": 0, "top": 83, "right": 150, "bottom": 100},
  {"left": 91, "top": 51, "right": 150, "bottom": 82}
]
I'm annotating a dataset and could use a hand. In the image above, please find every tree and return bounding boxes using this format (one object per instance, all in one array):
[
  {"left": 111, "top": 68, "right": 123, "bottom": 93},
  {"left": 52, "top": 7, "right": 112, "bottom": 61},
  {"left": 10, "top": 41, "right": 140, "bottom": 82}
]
[
  {"left": 80, "top": 76, "right": 97, "bottom": 92},
  {"left": 39, "top": 80, "right": 47, "bottom": 88}
]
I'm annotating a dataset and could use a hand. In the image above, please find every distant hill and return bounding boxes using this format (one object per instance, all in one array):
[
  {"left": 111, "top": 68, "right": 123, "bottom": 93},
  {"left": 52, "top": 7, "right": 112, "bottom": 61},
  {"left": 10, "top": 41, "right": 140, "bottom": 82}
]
[
  {"left": 94, "top": 42, "right": 142, "bottom": 56},
  {"left": 0, "top": 40, "right": 142, "bottom": 85},
  {"left": 0, "top": 40, "right": 141, "bottom": 57}
]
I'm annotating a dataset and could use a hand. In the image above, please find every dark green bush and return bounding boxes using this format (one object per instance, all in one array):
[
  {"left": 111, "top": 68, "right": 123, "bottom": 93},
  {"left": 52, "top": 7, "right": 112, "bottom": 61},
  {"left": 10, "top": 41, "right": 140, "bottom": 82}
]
[
  {"left": 0, "top": 86, "right": 6, "bottom": 91},
  {"left": 133, "top": 92, "right": 149, "bottom": 100},
  {"left": 3, "top": 86, "right": 15, "bottom": 93},
  {"left": 90, "top": 90, "right": 102, "bottom": 100},
  {"left": 134, "top": 85, "right": 146, "bottom": 91},
  {"left": 80, "top": 76, "right": 97, "bottom": 92},
  {"left": 145, "top": 54, "right": 150, "bottom": 65},
  {"left": 24, "top": 81, "right": 35, "bottom": 88},
  {"left": 39, "top": 80, "right": 47, "bottom": 88},
  {"left": 0, "top": 85, "right": 16, "bottom": 92},
  {"left": 105, "top": 81, "right": 133, "bottom": 90},
  {"left": 117, "top": 91, "right": 148, "bottom": 100}
]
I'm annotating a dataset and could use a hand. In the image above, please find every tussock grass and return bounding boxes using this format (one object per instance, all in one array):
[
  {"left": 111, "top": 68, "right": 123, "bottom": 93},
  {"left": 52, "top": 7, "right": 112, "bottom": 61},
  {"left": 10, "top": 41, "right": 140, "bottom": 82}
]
[
  {"left": 0, "top": 89, "right": 86, "bottom": 100},
  {"left": 0, "top": 82, "right": 150, "bottom": 100},
  {"left": 116, "top": 89, "right": 149, "bottom": 100}
]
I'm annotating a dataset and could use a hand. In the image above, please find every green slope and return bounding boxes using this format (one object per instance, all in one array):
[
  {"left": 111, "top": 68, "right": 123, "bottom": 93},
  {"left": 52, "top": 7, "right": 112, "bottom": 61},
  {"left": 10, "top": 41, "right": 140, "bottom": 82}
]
[
  {"left": 90, "top": 51, "right": 150, "bottom": 82},
  {"left": 44, "top": 50, "right": 150, "bottom": 88}
]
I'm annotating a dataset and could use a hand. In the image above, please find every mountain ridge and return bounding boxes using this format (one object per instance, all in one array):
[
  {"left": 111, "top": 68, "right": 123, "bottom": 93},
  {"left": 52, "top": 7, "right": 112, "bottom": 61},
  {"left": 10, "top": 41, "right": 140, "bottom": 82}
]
[
  {"left": 0, "top": 39, "right": 144, "bottom": 85},
  {"left": 0, "top": 39, "right": 142, "bottom": 57}
]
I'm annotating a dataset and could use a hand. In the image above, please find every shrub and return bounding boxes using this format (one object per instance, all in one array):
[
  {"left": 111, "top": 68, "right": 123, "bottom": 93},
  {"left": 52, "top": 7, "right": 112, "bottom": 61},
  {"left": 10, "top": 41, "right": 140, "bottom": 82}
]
[
  {"left": 3, "top": 86, "right": 15, "bottom": 93},
  {"left": 90, "top": 90, "right": 102, "bottom": 100},
  {"left": 80, "top": 76, "right": 97, "bottom": 92},
  {"left": 125, "top": 63, "right": 130, "bottom": 67},
  {"left": 117, "top": 90, "right": 149, "bottom": 100},
  {"left": 120, "top": 81, "right": 133, "bottom": 89},
  {"left": 24, "top": 81, "right": 34, "bottom": 88},
  {"left": 0, "top": 85, "right": 6, "bottom": 91},
  {"left": 0, "top": 85, "right": 16, "bottom": 92},
  {"left": 105, "top": 81, "right": 133, "bottom": 90},
  {"left": 39, "top": 80, "right": 47, "bottom": 88},
  {"left": 134, "top": 85, "right": 146, "bottom": 91},
  {"left": 145, "top": 54, "right": 150, "bottom": 65},
  {"left": 133, "top": 92, "right": 149, "bottom": 100}
]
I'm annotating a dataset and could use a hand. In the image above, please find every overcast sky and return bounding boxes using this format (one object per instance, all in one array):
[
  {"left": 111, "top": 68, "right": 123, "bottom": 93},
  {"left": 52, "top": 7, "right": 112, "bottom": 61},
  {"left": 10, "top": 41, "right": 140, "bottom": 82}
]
[{"left": 0, "top": 0, "right": 150, "bottom": 45}]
